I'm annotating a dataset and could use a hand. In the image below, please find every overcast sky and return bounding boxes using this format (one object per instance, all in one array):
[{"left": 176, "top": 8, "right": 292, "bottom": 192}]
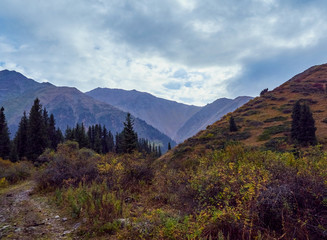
[{"left": 1, "top": 0, "right": 327, "bottom": 106}]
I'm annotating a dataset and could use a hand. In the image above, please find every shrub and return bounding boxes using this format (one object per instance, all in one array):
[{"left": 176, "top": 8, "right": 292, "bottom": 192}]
[
  {"left": 264, "top": 116, "right": 287, "bottom": 123},
  {"left": 0, "top": 158, "right": 33, "bottom": 184},
  {"left": 258, "top": 124, "right": 290, "bottom": 141},
  {"left": 37, "top": 141, "right": 100, "bottom": 190}
]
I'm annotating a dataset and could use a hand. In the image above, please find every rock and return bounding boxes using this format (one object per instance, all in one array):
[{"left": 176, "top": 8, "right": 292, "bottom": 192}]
[
  {"left": 62, "top": 217, "right": 68, "bottom": 222},
  {"left": 1, "top": 225, "right": 10, "bottom": 230},
  {"left": 63, "top": 230, "right": 71, "bottom": 236},
  {"left": 54, "top": 215, "right": 60, "bottom": 219},
  {"left": 15, "top": 227, "right": 22, "bottom": 233},
  {"left": 73, "top": 222, "right": 81, "bottom": 230}
]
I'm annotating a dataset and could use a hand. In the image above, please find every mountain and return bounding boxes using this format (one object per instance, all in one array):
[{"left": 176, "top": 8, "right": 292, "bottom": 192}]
[
  {"left": 0, "top": 70, "right": 40, "bottom": 102},
  {"left": 175, "top": 96, "right": 252, "bottom": 142},
  {"left": 86, "top": 88, "right": 251, "bottom": 142},
  {"left": 86, "top": 88, "right": 201, "bottom": 141},
  {"left": 0, "top": 70, "right": 175, "bottom": 151},
  {"left": 161, "top": 63, "right": 327, "bottom": 162}
]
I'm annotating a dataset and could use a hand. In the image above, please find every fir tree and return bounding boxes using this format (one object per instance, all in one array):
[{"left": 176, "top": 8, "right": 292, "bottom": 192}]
[
  {"left": 121, "top": 113, "right": 138, "bottom": 153},
  {"left": 291, "top": 101, "right": 317, "bottom": 146},
  {"left": 27, "top": 98, "right": 47, "bottom": 161},
  {"left": 229, "top": 116, "right": 238, "bottom": 132},
  {"left": 15, "top": 112, "right": 29, "bottom": 159},
  {"left": 0, "top": 107, "right": 11, "bottom": 159},
  {"left": 48, "top": 114, "right": 58, "bottom": 149},
  {"left": 168, "top": 142, "right": 171, "bottom": 150},
  {"left": 9, "top": 142, "right": 18, "bottom": 162},
  {"left": 298, "top": 104, "right": 317, "bottom": 146}
]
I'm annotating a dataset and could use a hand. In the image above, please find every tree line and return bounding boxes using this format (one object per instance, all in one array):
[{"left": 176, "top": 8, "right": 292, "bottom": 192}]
[
  {"left": 65, "top": 113, "right": 162, "bottom": 156},
  {"left": 0, "top": 98, "right": 162, "bottom": 163}
]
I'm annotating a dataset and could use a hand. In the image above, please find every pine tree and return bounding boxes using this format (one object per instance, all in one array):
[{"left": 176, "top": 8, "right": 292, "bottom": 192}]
[
  {"left": 27, "top": 98, "right": 47, "bottom": 161},
  {"left": 15, "top": 112, "right": 29, "bottom": 159},
  {"left": 121, "top": 113, "right": 138, "bottom": 153},
  {"left": 168, "top": 142, "right": 171, "bottom": 150},
  {"left": 48, "top": 114, "right": 57, "bottom": 149},
  {"left": 9, "top": 142, "right": 18, "bottom": 162},
  {"left": 42, "top": 108, "right": 50, "bottom": 148},
  {"left": 229, "top": 116, "right": 238, "bottom": 132},
  {"left": 291, "top": 101, "right": 317, "bottom": 146},
  {"left": 298, "top": 104, "right": 317, "bottom": 146},
  {"left": 0, "top": 107, "right": 11, "bottom": 159}
]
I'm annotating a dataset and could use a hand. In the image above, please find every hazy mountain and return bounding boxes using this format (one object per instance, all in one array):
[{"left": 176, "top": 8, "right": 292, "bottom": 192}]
[
  {"left": 86, "top": 88, "right": 201, "bottom": 141},
  {"left": 176, "top": 96, "right": 253, "bottom": 142},
  {"left": 86, "top": 88, "right": 251, "bottom": 142},
  {"left": 0, "top": 70, "right": 175, "bottom": 151},
  {"left": 0, "top": 70, "right": 40, "bottom": 102}
]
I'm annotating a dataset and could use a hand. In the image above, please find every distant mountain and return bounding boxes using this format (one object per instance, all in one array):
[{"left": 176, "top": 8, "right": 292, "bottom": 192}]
[
  {"left": 86, "top": 88, "right": 201, "bottom": 141},
  {"left": 86, "top": 88, "right": 251, "bottom": 142},
  {"left": 176, "top": 96, "right": 253, "bottom": 142},
  {"left": 0, "top": 70, "right": 175, "bottom": 151},
  {"left": 0, "top": 70, "right": 40, "bottom": 102}
]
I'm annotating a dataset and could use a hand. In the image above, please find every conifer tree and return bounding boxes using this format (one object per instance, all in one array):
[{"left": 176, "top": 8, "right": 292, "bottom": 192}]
[
  {"left": 27, "top": 98, "right": 47, "bottom": 161},
  {"left": 9, "top": 142, "right": 18, "bottom": 162},
  {"left": 291, "top": 101, "right": 317, "bottom": 146},
  {"left": 0, "top": 107, "right": 11, "bottom": 159},
  {"left": 48, "top": 114, "right": 57, "bottom": 149},
  {"left": 15, "top": 112, "right": 28, "bottom": 159},
  {"left": 298, "top": 104, "right": 317, "bottom": 146},
  {"left": 229, "top": 116, "right": 238, "bottom": 132},
  {"left": 291, "top": 100, "right": 302, "bottom": 141},
  {"left": 121, "top": 113, "right": 138, "bottom": 153},
  {"left": 168, "top": 142, "right": 171, "bottom": 150}
]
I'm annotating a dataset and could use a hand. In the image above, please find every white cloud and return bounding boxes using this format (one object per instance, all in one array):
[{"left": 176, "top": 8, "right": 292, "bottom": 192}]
[{"left": 0, "top": 0, "right": 327, "bottom": 105}]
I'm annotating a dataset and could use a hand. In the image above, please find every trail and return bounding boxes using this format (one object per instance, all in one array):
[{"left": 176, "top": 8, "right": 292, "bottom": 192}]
[{"left": 0, "top": 181, "right": 80, "bottom": 240}]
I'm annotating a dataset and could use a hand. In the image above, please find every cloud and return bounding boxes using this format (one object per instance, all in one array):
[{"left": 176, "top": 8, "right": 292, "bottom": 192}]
[{"left": 0, "top": 0, "right": 327, "bottom": 105}]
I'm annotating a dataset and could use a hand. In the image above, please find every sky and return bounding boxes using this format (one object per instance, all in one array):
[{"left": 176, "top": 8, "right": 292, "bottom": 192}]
[{"left": 1, "top": 0, "right": 327, "bottom": 106}]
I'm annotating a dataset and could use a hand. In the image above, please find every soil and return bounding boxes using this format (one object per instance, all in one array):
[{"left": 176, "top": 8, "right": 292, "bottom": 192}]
[{"left": 0, "top": 181, "right": 80, "bottom": 240}]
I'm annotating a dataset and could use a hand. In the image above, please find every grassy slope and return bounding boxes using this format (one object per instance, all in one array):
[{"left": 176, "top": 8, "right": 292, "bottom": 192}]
[{"left": 161, "top": 64, "right": 327, "bottom": 164}]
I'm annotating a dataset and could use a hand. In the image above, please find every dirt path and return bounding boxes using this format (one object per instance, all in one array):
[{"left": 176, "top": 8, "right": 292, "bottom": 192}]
[{"left": 0, "top": 181, "right": 80, "bottom": 240}]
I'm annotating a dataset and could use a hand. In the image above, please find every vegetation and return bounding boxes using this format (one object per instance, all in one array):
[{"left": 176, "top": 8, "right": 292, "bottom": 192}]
[
  {"left": 291, "top": 100, "right": 317, "bottom": 146},
  {"left": 229, "top": 116, "right": 238, "bottom": 132},
  {"left": 0, "top": 107, "right": 11, "bottom": 159},
  {"left": 32, "top": 142, "right": 327, "bottom": 239}
]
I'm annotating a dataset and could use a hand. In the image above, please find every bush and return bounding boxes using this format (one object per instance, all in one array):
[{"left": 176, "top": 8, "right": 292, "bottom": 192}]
[
  {"left": 258, "top": 124, "right": 290, "bottom": 141},
  {"left": 0, "top": 158, "right": 33, "bottom": 184},
  {"left": 37, "top": 141, "right": 100, "bottom": 190}
]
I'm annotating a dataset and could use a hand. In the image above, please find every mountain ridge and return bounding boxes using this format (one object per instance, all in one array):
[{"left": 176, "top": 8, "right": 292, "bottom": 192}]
[
  {"left": 0, "top": 70, "right": 175, "bottom": 151},
  {"left": 86, "top": 88, "right": 252, "bottom": 142}
]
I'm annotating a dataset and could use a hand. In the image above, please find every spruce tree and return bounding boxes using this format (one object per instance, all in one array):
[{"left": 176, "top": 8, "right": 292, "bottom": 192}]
[
  {"left": 0, "top": 107, "right": 11, "bottom": 159},
  {"left": 229, "top": 116, "right": 238, "bottom": 132},
  {"left": 27, "top": 98, "right": 47, "bottom": 161},
  {"left": 121, "top": 113, "right": 138, "bottom": 153},
  {"left": 291, "top": 101, "right": 317, "bottom": 146},
  {"left": 299, "top": 104, "right": 317, "bottom": 146},
  {"left": 48, "top": 114, "right": 57, "bottom": 149},
  {"left": 168, "top": 142, "right": 171, "bottom": 150},
  {"left": 15, "top": 112, "right": 29, "bottom": 159}
]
